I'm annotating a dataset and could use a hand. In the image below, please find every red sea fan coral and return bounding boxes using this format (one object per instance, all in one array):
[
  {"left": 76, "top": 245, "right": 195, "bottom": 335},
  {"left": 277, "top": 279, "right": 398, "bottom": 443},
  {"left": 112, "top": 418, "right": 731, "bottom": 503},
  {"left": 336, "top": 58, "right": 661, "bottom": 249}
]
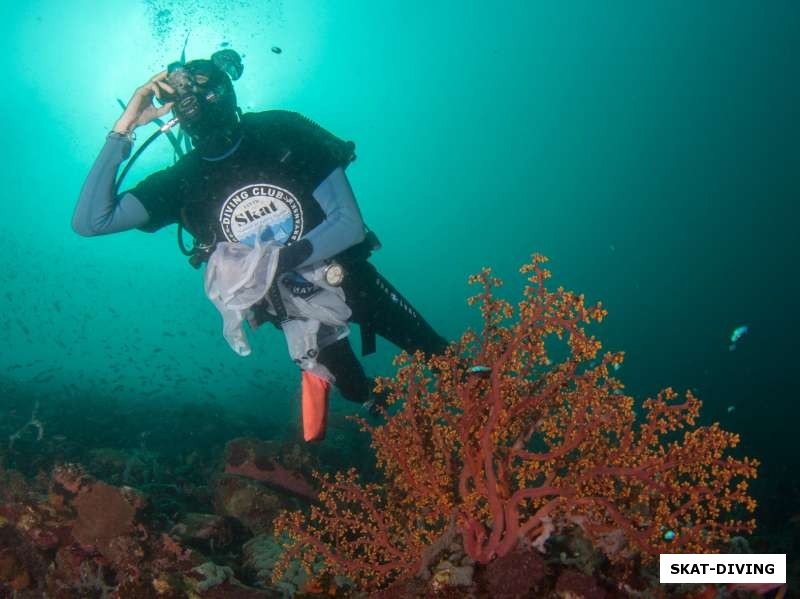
[{"left": 274, "top": 254, "right": 758, "bottom": 591}]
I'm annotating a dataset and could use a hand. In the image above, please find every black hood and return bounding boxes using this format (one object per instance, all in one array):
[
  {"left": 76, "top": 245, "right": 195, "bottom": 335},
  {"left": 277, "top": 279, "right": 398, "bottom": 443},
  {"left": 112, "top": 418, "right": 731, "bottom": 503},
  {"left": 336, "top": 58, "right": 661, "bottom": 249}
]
[{"left": 167, "top": 59, "right": 240, "bottom": 156}]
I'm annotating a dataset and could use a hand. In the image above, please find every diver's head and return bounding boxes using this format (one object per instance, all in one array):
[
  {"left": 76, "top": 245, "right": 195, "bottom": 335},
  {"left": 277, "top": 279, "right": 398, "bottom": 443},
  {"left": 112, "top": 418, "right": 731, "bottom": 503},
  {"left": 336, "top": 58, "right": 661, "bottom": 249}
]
[{"left": 166, "top": 58, "right": 240, "bottom": 156}]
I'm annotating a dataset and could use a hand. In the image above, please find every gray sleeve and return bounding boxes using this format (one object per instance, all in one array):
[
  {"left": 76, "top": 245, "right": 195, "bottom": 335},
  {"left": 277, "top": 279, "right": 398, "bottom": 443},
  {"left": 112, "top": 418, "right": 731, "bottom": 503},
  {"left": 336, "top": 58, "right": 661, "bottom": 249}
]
[
  {"left": 298, "top": 167, "right": 366, "bottom": 268},
  {"left": 72, "top": 136, "right": 151, "bottom": 236}
]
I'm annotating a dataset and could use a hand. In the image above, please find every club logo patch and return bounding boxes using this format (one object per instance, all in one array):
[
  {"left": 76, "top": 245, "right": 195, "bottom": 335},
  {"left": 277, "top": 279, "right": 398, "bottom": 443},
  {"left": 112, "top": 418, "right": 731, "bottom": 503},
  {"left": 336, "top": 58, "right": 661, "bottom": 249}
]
[{"left": 219, "top": 183, "right": 304, "bottom": 245}]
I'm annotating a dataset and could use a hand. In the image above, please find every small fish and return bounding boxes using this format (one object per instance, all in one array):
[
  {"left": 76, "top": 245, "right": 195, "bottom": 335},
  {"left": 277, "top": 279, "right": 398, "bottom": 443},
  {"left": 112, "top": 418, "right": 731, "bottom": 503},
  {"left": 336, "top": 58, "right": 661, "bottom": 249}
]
[
  {"left": 663, "top": 530, "right": 676, "bottom": 541},
  {"left": 271, "top": 46, "right": 282, "bottom": 54},
  {"left": 467, "top": 365, "right": 492, "bottom": 379},
  {"left": 727, "top": 405, "right": 735, "bottom": 413},
  {"left": 730, "top": 325, "right": 748, "bottom": 344},
  {"left": 32, "top": 367, "right": 61, "bottom": 382}
]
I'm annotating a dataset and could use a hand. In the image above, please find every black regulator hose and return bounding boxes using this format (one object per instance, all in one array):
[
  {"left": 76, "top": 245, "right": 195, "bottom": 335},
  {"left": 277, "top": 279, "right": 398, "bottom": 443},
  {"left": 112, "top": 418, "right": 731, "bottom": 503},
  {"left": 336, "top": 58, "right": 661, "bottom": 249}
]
[
  {"left": 110, "top": 114, "right": 198, "bottom": 263},
  {"left": 116, "top": 98, "right": 184, "bottom": 160},
  {"left": 113, "top": 126, "right": 168, "bottom": 196}
]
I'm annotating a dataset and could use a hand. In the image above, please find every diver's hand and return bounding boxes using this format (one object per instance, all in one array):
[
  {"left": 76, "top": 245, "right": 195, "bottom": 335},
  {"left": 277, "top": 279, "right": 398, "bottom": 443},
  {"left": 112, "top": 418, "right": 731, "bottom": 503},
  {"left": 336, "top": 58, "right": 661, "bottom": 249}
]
[{"left": 113, "top": 71, "right": 175, "bottom": 135}]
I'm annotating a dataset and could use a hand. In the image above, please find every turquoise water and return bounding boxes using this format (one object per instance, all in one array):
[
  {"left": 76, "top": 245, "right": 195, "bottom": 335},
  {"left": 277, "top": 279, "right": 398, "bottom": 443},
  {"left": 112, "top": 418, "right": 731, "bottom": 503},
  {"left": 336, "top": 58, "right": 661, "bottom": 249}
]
[{"left": 1, "top": 0, "right": 797, "bottom": 550}]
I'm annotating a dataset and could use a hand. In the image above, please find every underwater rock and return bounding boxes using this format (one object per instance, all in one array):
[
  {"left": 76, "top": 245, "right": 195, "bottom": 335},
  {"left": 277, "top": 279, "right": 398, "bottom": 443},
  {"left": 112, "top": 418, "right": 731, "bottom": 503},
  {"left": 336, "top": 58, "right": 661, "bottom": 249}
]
[
  {"left": 223, "top": 437, "right": 316, "bottom": 500},
  {"left": 0, "top": 545, "right": 31, "bottom": 591},
  {"left": 430, "top": 558, "right": 474, "bottom": 590},
  {"left": 279, "top": 441, "right": 318, "bottom": 473},
  {"left": 0, "top": 468, "right": 30, "bottom": 503},
  {"left": 555, "top": 569, "right": 608, "bottom": 599},
  {"left": 550, "top": 530, "right": 606, "bottom": 576},
  {"left": 171, "top": 512, "right": 235, "bottom": 552},
  {"left": 50, "top": 462, "right": 93, "bottom": 496},
  {"left": 86, "top": 447, "right": 128, "bottom": 469},
  {"left": 188, "top": 561, "right": 234, "bottom": 592},
  {"left": 202, "top": 581, "right": 281, "bottom": 597},
  {"left": 213, "top": 474, "right": 285, "bottom": 535},
  {"left": 479, "top": 546, "right": 548, "bottom": 599},
  {"left": 51, "top": 546, "right": 115, "bottom": 596},
  {"left": 367, "top": 577, "right": 431, "bottom": 599},
  {"left": 416, "top": 529, "right": 477, "bottom": 593},
  {"left": 183, "top": 561, "right": 279, "bottom": 597}
]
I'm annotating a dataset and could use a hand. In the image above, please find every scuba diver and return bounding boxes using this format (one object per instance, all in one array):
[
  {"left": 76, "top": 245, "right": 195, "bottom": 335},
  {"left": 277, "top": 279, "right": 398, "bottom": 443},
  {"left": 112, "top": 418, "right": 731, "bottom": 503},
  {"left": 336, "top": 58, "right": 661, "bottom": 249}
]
[{"left": 72, "top": 50, "right": 448, "bottom": 441}]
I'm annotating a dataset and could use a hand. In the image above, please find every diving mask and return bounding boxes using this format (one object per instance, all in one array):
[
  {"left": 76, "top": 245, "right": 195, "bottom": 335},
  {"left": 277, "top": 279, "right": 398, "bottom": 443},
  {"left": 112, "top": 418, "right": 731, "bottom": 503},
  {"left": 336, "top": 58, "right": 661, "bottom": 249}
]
[{"left": 159, "top": 58, "right": 241, "bottom": 153}]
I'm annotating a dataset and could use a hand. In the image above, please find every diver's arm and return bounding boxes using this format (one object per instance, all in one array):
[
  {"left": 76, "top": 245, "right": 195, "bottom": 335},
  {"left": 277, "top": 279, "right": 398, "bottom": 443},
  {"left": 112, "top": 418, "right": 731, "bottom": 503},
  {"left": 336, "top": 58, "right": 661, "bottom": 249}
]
[
  {"left": 72, "top": 136, "right": 151, "bottom": 236},
  {"left": 292, "top": 167, "right": 366, "bottom": 269},
  {"left": 73, "top": 70, "right": 175, "bottom": 237}
]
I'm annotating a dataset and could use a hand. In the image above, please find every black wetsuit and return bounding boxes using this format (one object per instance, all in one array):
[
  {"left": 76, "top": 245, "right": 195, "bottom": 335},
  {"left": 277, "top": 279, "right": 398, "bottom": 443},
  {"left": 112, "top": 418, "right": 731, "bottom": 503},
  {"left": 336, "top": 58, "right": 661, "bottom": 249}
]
[{"left": 74, "top": 110, "right": 447, "bottom": 404}]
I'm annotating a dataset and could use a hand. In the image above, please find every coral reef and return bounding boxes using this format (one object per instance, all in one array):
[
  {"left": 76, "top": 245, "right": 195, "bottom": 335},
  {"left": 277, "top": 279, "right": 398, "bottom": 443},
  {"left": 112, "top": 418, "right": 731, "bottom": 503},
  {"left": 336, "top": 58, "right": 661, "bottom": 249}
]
[
  {"left": 1, "top": 462, "right": 201, "bottom": 596},
  {"left": 275, "top": 255, "right": 759, "bottom": 594},
  {"left": 0, "top": 436, "right": 318, "bottom": 597}
]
